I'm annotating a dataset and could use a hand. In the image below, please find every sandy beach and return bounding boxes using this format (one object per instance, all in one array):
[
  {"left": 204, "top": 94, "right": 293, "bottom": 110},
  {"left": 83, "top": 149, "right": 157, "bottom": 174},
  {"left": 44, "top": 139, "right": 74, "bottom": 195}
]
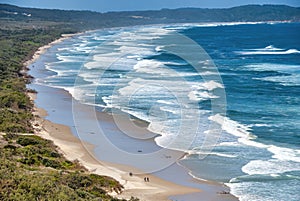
[
  {"left": 23, "top": 33, "right": 80, "bottom": 68},
  {"left": 26, "top": 34, "right": 238, "bottom": 201},
  {"left": 28, "top": 92, "right": 201, "bottom": 201}
]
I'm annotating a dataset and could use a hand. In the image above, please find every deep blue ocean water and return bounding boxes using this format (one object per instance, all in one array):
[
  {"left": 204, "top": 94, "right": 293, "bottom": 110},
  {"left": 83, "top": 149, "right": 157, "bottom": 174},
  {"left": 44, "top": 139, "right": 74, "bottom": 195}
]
[{"left": 35, "top": 22, "right": 300, "bottom": 201}]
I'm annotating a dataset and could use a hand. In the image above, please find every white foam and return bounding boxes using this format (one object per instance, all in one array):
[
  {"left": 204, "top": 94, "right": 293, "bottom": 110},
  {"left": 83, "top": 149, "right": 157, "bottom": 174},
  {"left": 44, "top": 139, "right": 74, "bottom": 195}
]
[
  {"left": 164, "top": 21, "right": 270, "bottom": 30},
  {"left": 102, "top": 96, "right": 113, "bottom": 108},
  {"left": 117, "top": 78, "right": 143, "bottom": 96},
  {"left": 201, "top": 80, "right": 224, "bottom": 91},
  {"left": 187, "top": 81, "right": 224, "bottom": 102},
  {"left": 68, "top": 85, "right": 96, "bottom": 102},
  {"left": 74, "top": 46, "right": 95, "bottom": 53},
  {"left": 250, "top": 45, "right": 285, "bottom": 51},
  {"left": 126, "top": 55, "right": 142, "bottom": 59},
  {"left": 244, "top": 63, "right": 300, "bottom": 73},
  {"left": 209, "top": 114, "right": 253, "bottom": 139},
  {"left": 56, "top": 54, "right": 87, "bottom": 63},
  {"left": 256, "top": 74, "right": 300, "bottom": 86},
  {"left": 77, "top": 71, "right": 102, "bottom": 83},
  {"left": 244, "top": 63, "right": 300, "bottom": 86},
  {"left": 133, "top": 59, "right": 197, "bottom": 78},
  {"left": 55, "top": 70, "right": 79, "bottom": 76},
  {"left": 191, "top": 81, "right": 222, "bottom": 91},
  {"left": 164, "top": 61, "right": 187, "bottom": 66},
  {"left": 219, "top": 141, "right": 242, "bottom": 147},
  {"left": 117, "top": 45, "right": 154, "bottom": 54},
  {"left": 114, "top": 28, "right": 170, "bottom": 41},
  {"left": 93, "top": 36, "right": 104, "bottom": 41},
  {"left": 188, "top": 90, "right": 218, "bottom": 101},
  {"left": 237, "top": 137, "right": 300, "bottom": 171},
  {"left": 159, "top": 106, "right": 180, "bottom": 115},
  {"left": 122, "top": 108, "right": 152, "bottom": 124},
  {"left": 242, "top": 159, "right": 300, "bottom": 175},
  {"left": 155, "top": 46, "right": 165, "bottom": 52},
  {"left": 157, "top": 100, "right": 175, "bottom": 105},
  {"left": 249, "top": 123, "right": 271, "bottom": 127},
  {"left": 227, "top": 181, "right": 297, "bottom": 201},
  {"left": 85, "top": 54, "right": 120, "bottom": 70},
  {"left": 187, "top": 172, "right": 209, "bottom": 182},
  {"left": 133, "top": 59, "right": 163, "bottom": 70},
  {"left": 57, "top": 47, "right": 73, "bottom": 51},
  {"left": 188, "top": 150, "right": 237, "bottom": 158},
  {"left": 268, "top": 146, "right": 300, "bottom": 163},
  {"left": 236, "top": 49, "right": 300, "bottom": 55}
]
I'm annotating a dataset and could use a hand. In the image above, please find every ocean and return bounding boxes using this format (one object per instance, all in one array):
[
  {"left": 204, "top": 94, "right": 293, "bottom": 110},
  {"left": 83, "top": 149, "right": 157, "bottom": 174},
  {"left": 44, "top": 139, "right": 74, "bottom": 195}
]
[{"left": 33, "top": 22, "right": 300, "bottom": 201}]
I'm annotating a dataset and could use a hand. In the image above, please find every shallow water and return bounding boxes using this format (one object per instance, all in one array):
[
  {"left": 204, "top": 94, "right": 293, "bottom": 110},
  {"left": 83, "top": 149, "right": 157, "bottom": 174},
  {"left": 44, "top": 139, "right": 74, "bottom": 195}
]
[{"left": 31, "top": 22, "right": 300, "bottom": 201}]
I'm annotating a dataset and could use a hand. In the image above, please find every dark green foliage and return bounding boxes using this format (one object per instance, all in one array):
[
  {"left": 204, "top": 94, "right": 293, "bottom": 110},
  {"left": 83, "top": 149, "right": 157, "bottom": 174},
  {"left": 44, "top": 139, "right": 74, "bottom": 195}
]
[
  {"left": 0, "top": 30, "right": 50, "bottom": 133},
  {"left": 129, "top": 197, "right": 140, "bottom": 201},
  {"left": 0, "top": 133, "right": 129, "bottom": 201},
  {"left": 41, "top": 158, "right": 61, "bottom": 168},
  {"left": 16, "top": 135, "right": 40, "bottom": 146},
  {"left": 5, "top": 135, "right": 72, "bottom": 169},
  {"left": 3, "top": 144, "right": 16, "bottom": 150},
  {"left": 0, "top": 10, "right": 139, "bottom": 199},
  {"left": 0, "top": 11, "right": 74, "bottom": 134}
]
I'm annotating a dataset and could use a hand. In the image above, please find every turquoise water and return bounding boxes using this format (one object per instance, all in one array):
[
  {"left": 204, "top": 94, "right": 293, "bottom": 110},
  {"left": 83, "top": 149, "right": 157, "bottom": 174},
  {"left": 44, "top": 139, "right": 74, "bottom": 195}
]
[{"left": 34, "top": 22, "right": 300, "bottom": 201}]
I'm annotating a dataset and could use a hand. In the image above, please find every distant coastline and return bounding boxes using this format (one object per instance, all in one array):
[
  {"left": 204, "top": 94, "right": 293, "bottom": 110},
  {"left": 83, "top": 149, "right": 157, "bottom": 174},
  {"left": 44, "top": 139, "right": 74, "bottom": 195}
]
[{"left": 1, "top": 4, "right": 300, "bottom": 32}]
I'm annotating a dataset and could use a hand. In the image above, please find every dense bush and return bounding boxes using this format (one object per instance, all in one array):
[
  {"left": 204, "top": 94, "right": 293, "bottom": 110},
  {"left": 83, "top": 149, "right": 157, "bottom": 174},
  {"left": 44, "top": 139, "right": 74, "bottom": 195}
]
[
  {"left": 16, "top": 136, "right": 41, "bottom": 146},
  {"left": 0, "top": 5, "right": 146, "bottom": 200},
  {"left": 0, "top": 22, "right": 67, "bottom": 134},
  {"left": 0, "top": 133, "right": 129, "bottom": 201}
]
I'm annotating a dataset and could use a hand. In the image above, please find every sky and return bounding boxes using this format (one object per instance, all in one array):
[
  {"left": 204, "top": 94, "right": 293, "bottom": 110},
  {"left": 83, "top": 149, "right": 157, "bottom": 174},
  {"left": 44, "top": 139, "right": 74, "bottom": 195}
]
[{"left": 1, "top": 0, "right": 300, "bottom": 12}]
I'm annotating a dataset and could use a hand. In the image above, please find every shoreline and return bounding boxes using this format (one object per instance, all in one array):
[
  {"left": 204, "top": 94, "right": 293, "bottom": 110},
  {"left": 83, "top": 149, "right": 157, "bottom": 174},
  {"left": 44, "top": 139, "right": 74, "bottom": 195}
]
[
  {"left": 26, "top": 33, "right": 238, "bottom": 201},
  {"left": 23, "top": 33, "right": 84, "bottom": 68},
  {"left": 28, "top": 92, "right": 200, "bottom": 201}
]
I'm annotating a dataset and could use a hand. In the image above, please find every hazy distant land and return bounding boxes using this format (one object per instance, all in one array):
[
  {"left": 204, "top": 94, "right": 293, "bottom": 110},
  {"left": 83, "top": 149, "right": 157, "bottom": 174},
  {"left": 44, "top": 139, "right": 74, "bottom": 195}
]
[{"left": 1, "top": 4, "right": 300, "bottom": 32}]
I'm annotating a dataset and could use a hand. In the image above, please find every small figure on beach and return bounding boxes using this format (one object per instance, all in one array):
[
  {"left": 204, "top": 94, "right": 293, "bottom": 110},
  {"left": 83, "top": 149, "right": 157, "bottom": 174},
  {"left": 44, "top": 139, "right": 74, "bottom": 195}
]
[
  {"left": 129, "top": 172, "right": 133, "bottom": 176},
  {"left": 218, "top": 191, "right": 230, "bottom": 194},
  {"left": 144, "top": 177, "right": 147, "bottom": 182},
  {"left": 146, "top": 177, "right": 149, "bottom": 182}
]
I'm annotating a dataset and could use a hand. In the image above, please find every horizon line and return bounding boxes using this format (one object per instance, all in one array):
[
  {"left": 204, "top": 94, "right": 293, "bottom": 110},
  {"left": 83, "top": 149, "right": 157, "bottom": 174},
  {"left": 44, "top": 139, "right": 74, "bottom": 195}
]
[{"left": 1, "top": 3, "right": 299, "bottom": 14}]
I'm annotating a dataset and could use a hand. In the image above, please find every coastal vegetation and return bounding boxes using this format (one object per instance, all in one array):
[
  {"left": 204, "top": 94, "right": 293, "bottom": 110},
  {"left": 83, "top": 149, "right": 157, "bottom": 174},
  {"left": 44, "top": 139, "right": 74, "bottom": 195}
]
[
  {"left": 0, "top": 28, "right": 64, "bottom": 133},
  {"left": 0, "top": 133, "right": 134, "bottom": 200},
  {"left": 0, "top": 5, "right": 130, "bottom": 201},
  {"left": 0, "top": 23, "right": 133, "bottom": 199},
  {"left": 0, "top": 3, "right": 299, "bottom": 200}
]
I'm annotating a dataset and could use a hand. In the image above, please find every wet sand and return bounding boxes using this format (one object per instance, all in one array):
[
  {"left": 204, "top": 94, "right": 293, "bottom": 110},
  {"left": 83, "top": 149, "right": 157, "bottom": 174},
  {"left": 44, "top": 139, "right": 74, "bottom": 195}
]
[{"left": 26, "top": 34, "right": 238, "bottom": 201}]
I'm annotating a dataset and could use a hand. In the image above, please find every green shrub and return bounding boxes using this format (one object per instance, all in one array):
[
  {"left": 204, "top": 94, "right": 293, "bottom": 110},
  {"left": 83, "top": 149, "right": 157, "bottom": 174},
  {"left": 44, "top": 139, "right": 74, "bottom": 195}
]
[
  {"left": 19, "top": 156, "right": 36, "bottom": 165},
  {"left": 17, "top": 136, "right": 41, "bottom": 146},
  {"left": 0, "top": 19, "right": 127, "bottom": 200},
  {"left": 42, "top": 158, "right": 61, "bottom": 169},
  {"left": 4, "top": 144, "right": 16, "bottom": 150}
]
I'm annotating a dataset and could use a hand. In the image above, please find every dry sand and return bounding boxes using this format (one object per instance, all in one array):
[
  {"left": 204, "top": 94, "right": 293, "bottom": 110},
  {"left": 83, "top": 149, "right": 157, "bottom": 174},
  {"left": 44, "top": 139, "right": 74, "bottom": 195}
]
[
  {"left": 25, "top": 33, "right": 238, "bottom": 201},
  {"left": 28, "top": 93, "right": 200, "bottom": 201}
]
